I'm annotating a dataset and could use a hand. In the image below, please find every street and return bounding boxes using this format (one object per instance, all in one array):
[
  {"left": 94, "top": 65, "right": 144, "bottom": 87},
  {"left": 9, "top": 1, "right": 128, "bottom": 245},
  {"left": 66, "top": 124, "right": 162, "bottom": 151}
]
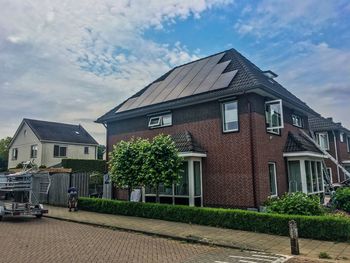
[{"left": 0, "top": 217, "right": 290, "bottom": 263}]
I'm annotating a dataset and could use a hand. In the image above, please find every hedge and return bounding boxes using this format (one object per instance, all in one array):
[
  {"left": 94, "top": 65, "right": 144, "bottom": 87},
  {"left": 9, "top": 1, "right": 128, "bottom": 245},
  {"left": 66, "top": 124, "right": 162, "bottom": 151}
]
[
  {"left": 61, "top": 159, "right": 107, "bottom": 173},
  {"left": 79, "top": 197, "right": 350, "bottom": 242}
]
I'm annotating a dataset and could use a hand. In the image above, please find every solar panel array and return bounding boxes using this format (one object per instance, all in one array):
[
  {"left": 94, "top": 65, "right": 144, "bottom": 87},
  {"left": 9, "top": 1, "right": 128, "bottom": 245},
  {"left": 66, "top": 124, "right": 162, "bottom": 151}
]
[{"left": 117, "top": 52, "right": 238, "bottom": 113}]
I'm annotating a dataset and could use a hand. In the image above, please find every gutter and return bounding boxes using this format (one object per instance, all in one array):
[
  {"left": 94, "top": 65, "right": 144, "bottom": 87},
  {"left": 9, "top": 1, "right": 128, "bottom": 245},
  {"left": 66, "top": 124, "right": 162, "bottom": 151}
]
[{"left": 248, "top": 101, "right": 258, "bottom": 208}]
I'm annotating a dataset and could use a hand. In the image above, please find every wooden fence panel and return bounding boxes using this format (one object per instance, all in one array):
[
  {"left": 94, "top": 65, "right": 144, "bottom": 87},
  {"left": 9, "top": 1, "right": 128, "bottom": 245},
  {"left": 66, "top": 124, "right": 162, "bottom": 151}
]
[
  {"left": 47, "top": 173, "right": 70, "bottom": 206},
  {"left": 71, "top": 172, "right": 90, "bottom": 197}
]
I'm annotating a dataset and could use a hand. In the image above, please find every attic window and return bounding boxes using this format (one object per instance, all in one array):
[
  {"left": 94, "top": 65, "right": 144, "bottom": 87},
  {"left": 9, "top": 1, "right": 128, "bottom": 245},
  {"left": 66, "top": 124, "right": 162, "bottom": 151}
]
[
  {"left": 265, "top": 99, "right": 284, "bottom": 131},
  {"left": 292, "top": 114, "right": 303, "bottom": 128},
  {"left": 148, "top": 113, "right": 172, "bottom": 128}
]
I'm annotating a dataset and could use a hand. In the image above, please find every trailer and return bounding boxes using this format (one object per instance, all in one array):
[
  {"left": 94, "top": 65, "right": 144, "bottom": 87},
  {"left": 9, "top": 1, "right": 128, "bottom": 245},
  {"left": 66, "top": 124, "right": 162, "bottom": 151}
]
[{"left": 0, "top": 161, "right": 50, "bottom": 221}]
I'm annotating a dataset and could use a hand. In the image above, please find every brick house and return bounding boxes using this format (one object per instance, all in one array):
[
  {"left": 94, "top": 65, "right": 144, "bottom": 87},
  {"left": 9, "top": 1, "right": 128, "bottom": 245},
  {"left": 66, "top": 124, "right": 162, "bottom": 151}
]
[
  {"left": 308, "top": 115, "right": 350, "bottom": 184},
  {"left": 97, "top": 49, "right": 331, "bottom": 209}
]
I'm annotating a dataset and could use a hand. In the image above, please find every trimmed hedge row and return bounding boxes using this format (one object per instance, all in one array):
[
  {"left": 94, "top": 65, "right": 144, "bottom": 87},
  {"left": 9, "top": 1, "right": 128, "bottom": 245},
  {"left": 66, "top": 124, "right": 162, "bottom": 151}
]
[
  {"left": 62, "top": 159, "right": 107, "bottom": 173},
  {"left": 79, "top": 197, "right": 350, "bottom": 242}
]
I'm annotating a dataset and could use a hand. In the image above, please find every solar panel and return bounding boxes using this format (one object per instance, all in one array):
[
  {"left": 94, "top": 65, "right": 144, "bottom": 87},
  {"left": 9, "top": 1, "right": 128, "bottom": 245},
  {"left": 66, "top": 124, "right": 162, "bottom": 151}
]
[
  {"left": 125, "top": 81, "right": 162, "bottom": 110},
  {"left": 150, "top": 62, "right": 195, "bottom": 105},
  {"left": 193, "top": 60, "right": 230, "bottom": 94},
  {"left": 178, "top": 53, "right": 225, "bottom": 98},
  {"left": 163, "top": 57, "right": 209, "bottom": 101},
  {"left": 209, "top": 70, "right": 238, "bottom": 91},
  {"left": 137, "top": 66, "right": 184, "bottom": 108},
  {"left": 116, "top": 97, "right": 139, "bottom": 112}
]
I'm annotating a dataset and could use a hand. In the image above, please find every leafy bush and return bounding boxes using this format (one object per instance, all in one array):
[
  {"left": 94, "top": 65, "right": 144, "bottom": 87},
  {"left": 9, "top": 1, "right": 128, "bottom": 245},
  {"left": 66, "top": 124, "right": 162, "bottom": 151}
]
[
  {"left": 79, "top": 197, "right": 350, "bottom": 241},
  {"left": 61, "top": 159, "right": 107, "bottom": 173},
  {"left": 266, "top": 192, "right": 325, "bottom": 216},
  {"left": 333, "top": 187, "right": 350, "bottom": 213}
]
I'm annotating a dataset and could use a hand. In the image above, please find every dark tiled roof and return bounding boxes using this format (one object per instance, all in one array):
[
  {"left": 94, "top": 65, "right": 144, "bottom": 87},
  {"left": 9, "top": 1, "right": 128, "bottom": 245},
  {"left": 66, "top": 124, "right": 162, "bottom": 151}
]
[
  {"left": 171, "top": 131, "right": 205, "bottom": 153},
  {"left": 308, "top": 115, "right": 350, "bottom": 133},
  {"left": 24, "top": 119, "right": 98, "bottom": 145},
  {"left": 97, "top": 48, "right": 315, "bottom": 123},
  {"left": 284, "top": 131, "right": 323, "bottom": 154}
]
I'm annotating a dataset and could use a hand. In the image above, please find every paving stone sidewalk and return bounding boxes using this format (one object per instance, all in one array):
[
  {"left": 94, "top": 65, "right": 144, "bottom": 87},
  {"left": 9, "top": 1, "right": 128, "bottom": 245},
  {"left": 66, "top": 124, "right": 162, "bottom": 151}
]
[{"left": 45, "top": 205, "right": 350, "bottom": 262}]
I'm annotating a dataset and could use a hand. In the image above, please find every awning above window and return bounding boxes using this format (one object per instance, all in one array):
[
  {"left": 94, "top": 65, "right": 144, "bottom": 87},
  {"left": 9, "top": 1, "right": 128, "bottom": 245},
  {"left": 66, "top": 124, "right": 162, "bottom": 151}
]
[
  {"left": 283, "top": 131, "right": 326, "bottom": 158},
  {"left": 171, "top": 131, "right": 206, "bottom": 157}
]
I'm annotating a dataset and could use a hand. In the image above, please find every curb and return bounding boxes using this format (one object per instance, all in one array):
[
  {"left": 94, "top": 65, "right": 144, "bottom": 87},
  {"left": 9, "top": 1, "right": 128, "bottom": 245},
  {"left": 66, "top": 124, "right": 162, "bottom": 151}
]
[{"left": 44, "top": 214, "right": 260, "bottom": 252}]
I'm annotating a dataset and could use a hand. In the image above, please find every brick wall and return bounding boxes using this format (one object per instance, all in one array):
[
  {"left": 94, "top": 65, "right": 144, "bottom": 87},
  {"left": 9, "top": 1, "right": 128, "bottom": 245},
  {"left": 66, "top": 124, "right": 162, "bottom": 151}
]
[{"left": 106, "top": 93, "right": 310, "bottom": 208}]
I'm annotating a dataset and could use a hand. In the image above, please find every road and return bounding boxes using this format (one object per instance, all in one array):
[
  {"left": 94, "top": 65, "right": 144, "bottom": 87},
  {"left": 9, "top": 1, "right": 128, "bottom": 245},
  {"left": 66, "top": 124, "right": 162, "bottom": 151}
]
[{"left": 0, "top": 217, "right": 291, "bottom": 263}]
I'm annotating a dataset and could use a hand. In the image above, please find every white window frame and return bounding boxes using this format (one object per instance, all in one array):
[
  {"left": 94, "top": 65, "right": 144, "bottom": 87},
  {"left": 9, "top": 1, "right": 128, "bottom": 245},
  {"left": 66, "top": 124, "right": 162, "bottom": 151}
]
[
  {"left": 292, "top": 114, "right": 303, "bottom": 128},
  {"left": 30, "top": 145, "right": 38, "bottom": 158},
  {"left": 12, "top": 148, "right": 18, "bottom": 160},
  {"left": 326, "top": 167, "right": 333, "bottom": 184},
  {"left": 221, "top": 100, "right": 239, "bottom": 133},
  {"left": 316, "top": 132, "right": 330, "bottom": 150},
  {"left": 340, "top": 132, "right": 344, "bottom": 143},
  {"left": 265, "top": 99, "right": 284, "bottom": 131},
  {"left": 54, "top": 145, "right": 67, "bottom": 158},
  {"left": 148, "top": 114, "right": 172, "bottom": 128},
  {"left": 268, "top": 162, "right": 278, "bottom": 197}
]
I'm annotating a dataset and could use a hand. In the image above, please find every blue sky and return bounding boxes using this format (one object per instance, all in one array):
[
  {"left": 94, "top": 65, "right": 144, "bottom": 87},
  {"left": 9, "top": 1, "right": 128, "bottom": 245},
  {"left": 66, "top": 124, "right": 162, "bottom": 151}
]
[{"left": 1, "top": 0, "right": 350, "bottom": 143}]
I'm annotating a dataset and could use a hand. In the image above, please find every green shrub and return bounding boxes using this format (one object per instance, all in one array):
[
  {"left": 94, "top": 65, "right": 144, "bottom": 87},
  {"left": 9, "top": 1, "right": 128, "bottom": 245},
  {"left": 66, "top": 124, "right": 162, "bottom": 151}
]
[
  {"left": 333, "top": 187, "right": 350, "bottom": 213},
  {"left": 319, "top": 252, "right": 332, "bottom": 259},
  {"left": 78, "top": 197, "right": 350, "bottom": 242},
  {"left": 266, "top": 192, "right": 325, "bottom": 216},
  {"left": 61, "top": 159, "right": 107, "bottom": 173}
]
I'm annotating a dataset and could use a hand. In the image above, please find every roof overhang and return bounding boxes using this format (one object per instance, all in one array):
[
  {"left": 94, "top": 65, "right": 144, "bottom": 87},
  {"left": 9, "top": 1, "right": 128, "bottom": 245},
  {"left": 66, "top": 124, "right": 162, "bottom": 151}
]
[
  {"left": 283, "top": 151, "right": 327, "bottom": 158},
  {"left": 40, "top": 140, "right": 99, "bottom": 146},
  {"left": 179, "top": 152, "right": 207, "bottom": 158}
]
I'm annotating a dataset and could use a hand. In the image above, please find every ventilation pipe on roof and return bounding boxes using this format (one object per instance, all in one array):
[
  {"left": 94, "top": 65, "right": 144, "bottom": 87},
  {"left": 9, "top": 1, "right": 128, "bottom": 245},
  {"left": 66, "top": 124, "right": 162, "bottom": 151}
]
[{"left": 262, "top": 70, "right": 278, "bottom": 79}]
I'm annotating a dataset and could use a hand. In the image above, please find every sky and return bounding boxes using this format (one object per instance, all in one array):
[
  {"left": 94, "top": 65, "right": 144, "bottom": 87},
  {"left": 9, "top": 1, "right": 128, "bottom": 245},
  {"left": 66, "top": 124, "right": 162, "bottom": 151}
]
[{"left": 1, "top": 0, "right": 350, "bottom": 144}]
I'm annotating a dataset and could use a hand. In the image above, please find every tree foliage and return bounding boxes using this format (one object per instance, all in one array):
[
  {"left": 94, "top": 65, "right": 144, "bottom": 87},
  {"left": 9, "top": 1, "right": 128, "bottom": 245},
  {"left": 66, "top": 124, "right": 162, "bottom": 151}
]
[
  {"left": 97, "top": 145, "right": 106, "bottom": 160},
  {"left": 109, "top": 134, "right": 183, "bottom": 202},
  {"left": 143, "top": 134, "right": 183, "bottom": 202},
  {"left": 109, "top": 137, "right": 150, "bottom": 197},
  {"left": 0, "top": 137, "right": 12, "bottom": 161}
]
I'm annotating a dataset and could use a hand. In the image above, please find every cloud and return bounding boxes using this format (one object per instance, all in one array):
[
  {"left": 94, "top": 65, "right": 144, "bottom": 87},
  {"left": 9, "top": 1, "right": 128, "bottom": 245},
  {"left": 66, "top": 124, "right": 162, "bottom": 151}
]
[
  {"left": 0, "top": 0, "right": 232, "bottom": 144},
  {"left": 271, "top": 41, "right": 350, "bottom": 127},
  {"left": 235, "top": 0, "right": 349, "bottom": 38}
]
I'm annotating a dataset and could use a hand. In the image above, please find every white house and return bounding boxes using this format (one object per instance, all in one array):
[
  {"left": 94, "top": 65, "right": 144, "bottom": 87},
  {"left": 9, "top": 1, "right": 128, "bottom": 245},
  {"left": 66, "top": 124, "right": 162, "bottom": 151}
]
[{"left": 8, "top": 119, "right": 99, "bottom": 168}]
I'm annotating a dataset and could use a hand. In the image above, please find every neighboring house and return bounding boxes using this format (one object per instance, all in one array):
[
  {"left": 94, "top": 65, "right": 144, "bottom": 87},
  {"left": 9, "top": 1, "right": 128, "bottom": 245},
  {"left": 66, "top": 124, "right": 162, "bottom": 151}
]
[
  {"left": 308, "top": 115, "right": 350, "bottom": 183},
  {"left": 97, "top": 48, "right": 330, "bottom": 209},
  {"left": 8, "top": 119, "right": 99, "bottom": 168}
]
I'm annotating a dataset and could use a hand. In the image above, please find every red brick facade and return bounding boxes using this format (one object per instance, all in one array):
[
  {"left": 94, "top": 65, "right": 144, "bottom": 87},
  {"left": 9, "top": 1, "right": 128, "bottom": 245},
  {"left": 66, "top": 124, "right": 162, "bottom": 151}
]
[{"left": 107, "top": 93, "right": 310, "bottom": 208}]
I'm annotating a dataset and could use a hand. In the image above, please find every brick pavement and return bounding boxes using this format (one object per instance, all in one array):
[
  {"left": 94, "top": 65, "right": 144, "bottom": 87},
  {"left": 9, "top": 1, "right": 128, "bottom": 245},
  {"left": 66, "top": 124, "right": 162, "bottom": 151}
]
[{"left": 45, "top": 205, "right": 350, "bottom": 262}]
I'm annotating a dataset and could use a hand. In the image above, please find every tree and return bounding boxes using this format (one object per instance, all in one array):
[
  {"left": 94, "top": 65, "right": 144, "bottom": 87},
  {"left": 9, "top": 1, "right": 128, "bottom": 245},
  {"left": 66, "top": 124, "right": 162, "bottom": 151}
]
[
  {"left": 109, "top": 137, "right": 149, "bottom": 199},
  {"left": 89, "top": 171, "right": 104, "bottom": 194},
  {"left": 0, "top": 137, "right": 12, "bottom": 171},
  {"left": 143, "top": 134, "right": 183, "bottom": 203},
  {"left": 97, "top": 145, "right": 106, "bottom": 160}
]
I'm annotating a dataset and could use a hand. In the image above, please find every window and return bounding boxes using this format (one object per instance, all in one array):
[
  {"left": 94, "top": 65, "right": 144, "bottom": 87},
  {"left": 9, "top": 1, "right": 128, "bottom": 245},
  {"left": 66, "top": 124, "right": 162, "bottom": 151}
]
[
  {"left": 288, "top": 161, "right": 302, "bottom": 192},
  {"left": 175, "top": 162, "right": 189, "bottom": 196},
  {"left": 340, "top": 132, "right": 344, "bottom": 143},
  {"left": 54, "top": 145, "right": 67, "bottom": 157},
  {"left": 268, "top": 162, "right": 278, "bottom": 197},
  {"left": 265, "top": 99, "right": 284, "bottom": 132},
  {"left": 292, "top": 114, "right": 303, "bottom": 127},
  {"left": 194, "top": 161, "right": 201, "bottom": 196},
  {"left": 84, "top": 146, "right": 89, "bottom": 154},
  {"left": 316, "top": 132, "right": 329, "bottom": 150},
  {"left": 326, "top": 167, "right": 333, "bottom": 184},
  {"left": 30, "top": 145, "right": 38, "bottom": 158},
  {"left": 347, "top": 136, "right": 350, "bottom": 153},
  {"left": 148, "top": 113, "right": 172, "bottom": 128},
  {"left": 12, "top": 148, "right": 18, "bottom": 160},
  {"left": 221, "top": 100, "right": 238, "bottom": 132},
  {"left": 304, "top": 160, "right": 324, "bottom": 194}
]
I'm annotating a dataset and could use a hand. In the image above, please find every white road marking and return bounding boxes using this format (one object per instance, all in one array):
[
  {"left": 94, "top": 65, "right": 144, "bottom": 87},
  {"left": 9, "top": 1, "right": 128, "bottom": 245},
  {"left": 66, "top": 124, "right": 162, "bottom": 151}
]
[
  {"left": 229, "top": 256, "right": 272, "bottom": 261},
  {"left": 239, "top": 260, "right": 260, "bottom": 263},
  {"left": 251, "top": 254, "right": 280, "bottom": 259},
  {"left": 214, "top": 261, "right": 229, "bottom": 263}
]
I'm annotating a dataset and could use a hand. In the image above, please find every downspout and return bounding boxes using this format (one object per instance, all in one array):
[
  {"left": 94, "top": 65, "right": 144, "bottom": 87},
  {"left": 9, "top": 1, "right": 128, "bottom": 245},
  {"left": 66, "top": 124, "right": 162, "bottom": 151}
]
[
  {"left": 332, "top": 130, "right": 340, "bottom": 182},
  {"left": 248, "top": 101, "right": 258, "bottom": 208}
]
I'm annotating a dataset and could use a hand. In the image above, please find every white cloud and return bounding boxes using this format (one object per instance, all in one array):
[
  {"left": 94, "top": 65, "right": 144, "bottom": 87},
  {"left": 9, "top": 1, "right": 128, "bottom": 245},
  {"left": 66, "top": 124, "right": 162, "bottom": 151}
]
[
  {"left": 235, "top": 0, "right": 348, "bottom": 38},
  {"left": 0, "top": 0, "right": 232, "bottom": 144}
]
